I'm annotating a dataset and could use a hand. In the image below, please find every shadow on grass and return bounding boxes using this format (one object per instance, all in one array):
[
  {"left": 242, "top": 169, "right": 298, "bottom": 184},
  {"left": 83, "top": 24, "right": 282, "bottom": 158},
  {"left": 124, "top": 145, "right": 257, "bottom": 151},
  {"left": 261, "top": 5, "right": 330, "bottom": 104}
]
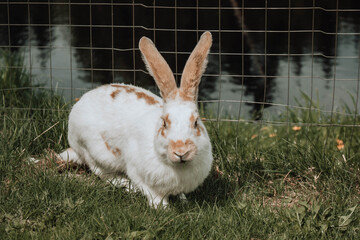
[
  {"left": 170, "top": 158, "right": 273, "bottom": 209},
  {"left": 173, "top": 173, "right": 237, "bottom": 208}
]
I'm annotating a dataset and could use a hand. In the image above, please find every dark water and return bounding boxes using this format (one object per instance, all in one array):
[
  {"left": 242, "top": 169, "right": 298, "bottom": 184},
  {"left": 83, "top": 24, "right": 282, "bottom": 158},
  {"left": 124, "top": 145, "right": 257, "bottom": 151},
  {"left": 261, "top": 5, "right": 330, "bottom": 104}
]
[{"left": 1, "top": 0, "right": 360, "bottom": 119}]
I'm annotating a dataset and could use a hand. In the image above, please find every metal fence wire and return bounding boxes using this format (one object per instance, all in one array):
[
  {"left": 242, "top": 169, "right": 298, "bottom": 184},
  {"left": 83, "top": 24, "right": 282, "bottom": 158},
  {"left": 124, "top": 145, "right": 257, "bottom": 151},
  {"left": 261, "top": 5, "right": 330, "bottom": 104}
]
[{"left": 1, "top": 0, "right": 360, "bottom": 128}]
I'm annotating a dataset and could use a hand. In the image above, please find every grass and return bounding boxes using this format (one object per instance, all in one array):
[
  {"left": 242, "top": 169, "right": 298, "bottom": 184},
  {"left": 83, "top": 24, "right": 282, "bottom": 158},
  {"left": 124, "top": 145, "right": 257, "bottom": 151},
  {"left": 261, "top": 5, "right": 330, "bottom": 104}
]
[{"left": 1, "top": 51, "right": 359, "bottom": 239}]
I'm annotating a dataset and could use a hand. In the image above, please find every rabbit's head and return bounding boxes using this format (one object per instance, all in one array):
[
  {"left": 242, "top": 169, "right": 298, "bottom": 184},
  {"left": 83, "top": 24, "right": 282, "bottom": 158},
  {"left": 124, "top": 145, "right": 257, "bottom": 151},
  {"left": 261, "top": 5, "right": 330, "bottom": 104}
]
[{"left": 139, "top": 32, "right": 212, "bottom": 165}]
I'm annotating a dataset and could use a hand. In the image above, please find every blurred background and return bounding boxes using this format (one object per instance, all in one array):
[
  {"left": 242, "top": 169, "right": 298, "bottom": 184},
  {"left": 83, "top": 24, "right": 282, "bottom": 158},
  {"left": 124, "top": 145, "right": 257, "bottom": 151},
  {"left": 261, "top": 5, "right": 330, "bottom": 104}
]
[{"left": 1, "top": 0, "right": 360, "bottom": 122}]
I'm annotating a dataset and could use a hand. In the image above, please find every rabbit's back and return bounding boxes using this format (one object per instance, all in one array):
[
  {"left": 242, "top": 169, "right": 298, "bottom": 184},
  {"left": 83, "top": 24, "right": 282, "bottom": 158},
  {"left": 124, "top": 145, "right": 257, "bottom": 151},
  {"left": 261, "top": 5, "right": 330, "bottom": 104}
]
[
  {"left": 69, "top": 84, "right": 163, "bottom": 134},
  {"left": 67, "top": 84, "right": 163, "bottom": 175}
]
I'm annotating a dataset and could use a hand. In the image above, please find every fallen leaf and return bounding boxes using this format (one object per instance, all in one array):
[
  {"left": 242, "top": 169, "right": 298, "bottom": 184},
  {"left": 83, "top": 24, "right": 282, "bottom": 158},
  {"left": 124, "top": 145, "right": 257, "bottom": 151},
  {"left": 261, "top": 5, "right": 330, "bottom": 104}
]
[
  {"left": 214, "top": 165, "right": 224, "bottom": 178},
  {"left": 292, "top": 126, "right": 301, "bottom": 131},
  {"left": 336, "top": 139, "right": 344, "bottom": 150},
  {"left": 336, "top": 139, "right": 343, "bottom": 144}
]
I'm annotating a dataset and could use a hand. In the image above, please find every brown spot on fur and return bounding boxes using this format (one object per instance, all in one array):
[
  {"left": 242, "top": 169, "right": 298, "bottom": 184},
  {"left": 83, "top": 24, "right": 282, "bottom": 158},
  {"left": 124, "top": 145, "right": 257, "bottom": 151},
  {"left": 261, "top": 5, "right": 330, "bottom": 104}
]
[
  {"left": 157, "top": 127, "right": 164, "bottom": 137},
  {"left": 196, "top": 125, "right": 204, "bottom": 137},
  {"left": 169, "top": 140, "right": 185, "bottom": 151},
  {"left": 169, "top": 139, "right": 197, "bottom": 152},
  {"left": 110, "top": 84, "right": 159, "bottom": 105},
  {"left": 160, "top": 127, "right": 166, "bottom": 137},
  {"left": 111, "top": 84, "right": 136, "bottom": 93},
  {"left": 122, "top": 85, "right": 136, "bottom": 94},
  {"left": 135, "top": 92, "right": 159, "bottom": 105},
  {"left": 101, "top": 135, "right": 121, "bottom": 157},
  {"left": 110, "top": 89, "right": 121, "bottom": 99},
  {"left": 112, "top": 148, "right": 121, "bottom": 156},
  {"left": 104, "top": 140, "right": 111, "bottom": 151},
  {"left": 190, "top": 114, "right": 196, "bottom": 122}
]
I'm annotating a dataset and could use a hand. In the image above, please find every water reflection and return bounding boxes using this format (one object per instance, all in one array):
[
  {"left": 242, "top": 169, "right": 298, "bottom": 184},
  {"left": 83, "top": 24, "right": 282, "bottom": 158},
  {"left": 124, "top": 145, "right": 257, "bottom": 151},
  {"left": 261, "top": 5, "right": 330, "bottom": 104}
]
[{"left": 1, "top": 0, "right": 360, "bottom": 119}]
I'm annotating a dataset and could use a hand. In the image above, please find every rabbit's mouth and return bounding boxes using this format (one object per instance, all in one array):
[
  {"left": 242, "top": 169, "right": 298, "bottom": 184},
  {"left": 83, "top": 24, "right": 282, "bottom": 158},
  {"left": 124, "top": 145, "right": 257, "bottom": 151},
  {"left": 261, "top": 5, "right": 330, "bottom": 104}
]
[
  {"left": 178, "top": 155, "right": 188, "bottom": 164},
  {"left": 168, "top": 150, "right": 196, "bottom": 164},
  {"left": 168, "top": 139, "right": 197, "bottom": 163}
]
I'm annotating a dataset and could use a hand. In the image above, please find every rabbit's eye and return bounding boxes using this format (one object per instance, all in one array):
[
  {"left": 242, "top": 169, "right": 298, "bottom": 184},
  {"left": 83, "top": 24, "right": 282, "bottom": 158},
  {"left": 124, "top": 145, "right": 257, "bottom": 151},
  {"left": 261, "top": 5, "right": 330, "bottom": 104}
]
[
  {"left": 194, "top": 119, "right": 199, "bottom": 128},
  {"left": 163, "top": 119, "right": 167, "bottom": 128},
  {"left": 161, "top": 114, "right": 170, "bottom": 130}
]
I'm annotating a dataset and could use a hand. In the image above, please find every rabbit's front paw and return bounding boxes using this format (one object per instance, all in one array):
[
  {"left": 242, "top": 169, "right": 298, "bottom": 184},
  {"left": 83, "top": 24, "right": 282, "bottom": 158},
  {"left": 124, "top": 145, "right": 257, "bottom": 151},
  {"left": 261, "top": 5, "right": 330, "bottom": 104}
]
[
  {"left": 107, "top": 177, "right": 139, "bottom": 192},
  {"left": 149, "top": 196, "right": 169, "bottom": 209}
]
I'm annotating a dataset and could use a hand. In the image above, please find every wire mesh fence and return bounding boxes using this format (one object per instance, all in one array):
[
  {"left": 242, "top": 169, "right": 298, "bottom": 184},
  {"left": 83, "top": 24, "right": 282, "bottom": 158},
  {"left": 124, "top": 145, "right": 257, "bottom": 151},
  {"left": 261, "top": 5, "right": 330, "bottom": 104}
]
[{"left": 1, "top": 0, "right": 360, "bottom": 128}]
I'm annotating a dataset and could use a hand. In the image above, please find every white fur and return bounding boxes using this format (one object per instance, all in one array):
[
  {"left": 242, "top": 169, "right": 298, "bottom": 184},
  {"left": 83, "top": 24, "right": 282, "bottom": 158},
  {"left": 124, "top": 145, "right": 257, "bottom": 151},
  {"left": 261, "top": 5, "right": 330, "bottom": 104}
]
[
  {"left": 61, "top": 85, "right": 213, "bottom": 207},
  {"left": 60, "top": 32, "right": 213, "bottom": 208}
]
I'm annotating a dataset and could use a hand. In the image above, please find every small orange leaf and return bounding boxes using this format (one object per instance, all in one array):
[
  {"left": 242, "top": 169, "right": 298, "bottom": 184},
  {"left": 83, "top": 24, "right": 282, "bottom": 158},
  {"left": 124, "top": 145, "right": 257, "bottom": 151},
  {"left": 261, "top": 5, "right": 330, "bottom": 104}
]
[
  {"left": 269, "top": 133, "right": 277, "bottom": 138},
  {"left": 251, "top": 134, "right": 257, "bottom": 140},
  {"left": 292, "top": 126, "right": 301, "bottom": 131},
  {"left": 214, "top": 165, "right": 224, "bottom": 179},
  {"left": 337, "top": 144, "right": 344, "bottom": 150},
  {"left": 74, "top": 98, "right": 80, "bottom": 102},
  {"left": 336, "top": 139, "right": 344, "bottom": 150}
]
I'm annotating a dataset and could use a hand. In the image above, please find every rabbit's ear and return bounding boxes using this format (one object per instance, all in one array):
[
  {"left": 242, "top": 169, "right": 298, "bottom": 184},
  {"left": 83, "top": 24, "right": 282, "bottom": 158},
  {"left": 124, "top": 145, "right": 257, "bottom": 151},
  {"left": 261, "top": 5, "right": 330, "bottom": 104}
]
[
  {"left": 180, "top": 31, "right": 212, "bottom": 102},
  {"left": 139, "top": 37, "right": 177, "bottom": 99}
]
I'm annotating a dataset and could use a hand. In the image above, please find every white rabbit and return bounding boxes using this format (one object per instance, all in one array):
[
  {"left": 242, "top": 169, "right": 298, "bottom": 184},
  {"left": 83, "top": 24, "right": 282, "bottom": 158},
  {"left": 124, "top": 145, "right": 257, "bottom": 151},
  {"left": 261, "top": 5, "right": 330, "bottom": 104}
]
[{"left": 59, "top": 31, "right": 213, "bottom": 208}]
